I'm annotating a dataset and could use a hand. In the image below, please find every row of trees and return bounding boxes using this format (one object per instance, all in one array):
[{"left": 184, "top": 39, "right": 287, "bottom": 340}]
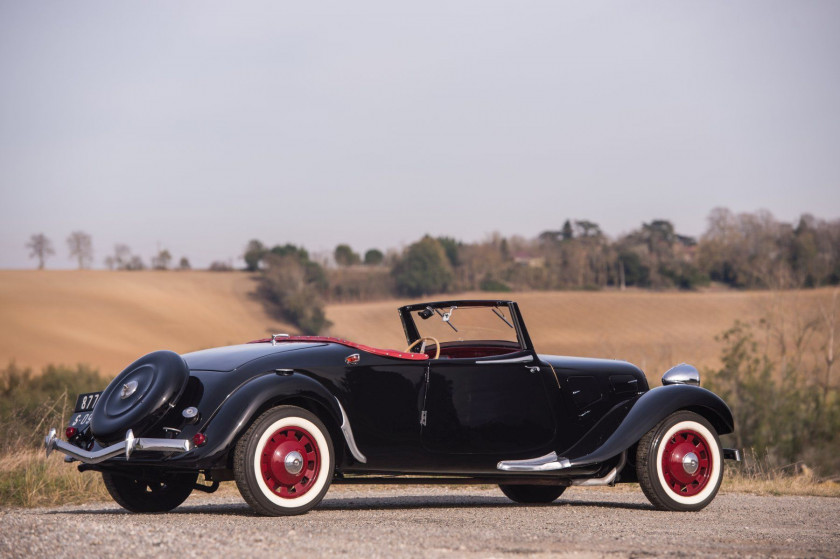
[
  {"left": 322, "top": 209, "right": 837, "bottom": 298},
  {"left": 25, "top": 233, "right": 190, "bottom": 271},
  {"left": 27, "top": 209, "right": 839, "bottom": 291},
  {"left": 239, "top": 209, "right": 839, "bottom": 333}
]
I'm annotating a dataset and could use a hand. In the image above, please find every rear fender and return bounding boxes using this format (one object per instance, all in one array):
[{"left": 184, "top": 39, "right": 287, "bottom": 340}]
[
  {"left": 561, "top": 384, "right": 734, "bottom": 469},
  {"left": 196, "top": 372, "right": 345, "bottom": 468}
]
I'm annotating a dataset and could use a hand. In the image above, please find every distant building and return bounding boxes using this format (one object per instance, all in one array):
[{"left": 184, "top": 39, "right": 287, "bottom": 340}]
[{"left": 513, "top": 253, "right": 545, "bottom": 268}]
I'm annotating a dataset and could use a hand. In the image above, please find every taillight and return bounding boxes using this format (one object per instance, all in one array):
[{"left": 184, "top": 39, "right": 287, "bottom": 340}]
[
  {"left": 65, "top": 426, "right": 78, "bottom": 439},
  {"left": 193, "top": 432, "right": 207, "bottom": 447}
]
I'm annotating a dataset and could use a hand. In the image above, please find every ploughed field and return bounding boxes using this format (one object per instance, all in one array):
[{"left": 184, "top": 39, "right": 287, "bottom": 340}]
[{"left": 0, "top": 270, "right": 834, "bottom": 382}]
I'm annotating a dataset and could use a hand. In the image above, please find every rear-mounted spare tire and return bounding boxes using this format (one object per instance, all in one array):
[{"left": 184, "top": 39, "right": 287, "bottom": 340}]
[{"left": 91, "top": 350, "right": 189, "bottom": 445}]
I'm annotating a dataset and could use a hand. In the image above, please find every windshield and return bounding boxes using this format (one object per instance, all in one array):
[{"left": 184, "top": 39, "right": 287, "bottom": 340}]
[{"left": 410, "top": 305, "right": 520, "bottom": 346}]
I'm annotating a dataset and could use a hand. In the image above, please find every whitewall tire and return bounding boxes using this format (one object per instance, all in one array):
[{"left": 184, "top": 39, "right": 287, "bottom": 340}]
[
  {"left": 234, "top": 406, "right": 334, "bottom": 516},
  {"left": 636, "top": 411, "right": 723, "bottom": 511}
]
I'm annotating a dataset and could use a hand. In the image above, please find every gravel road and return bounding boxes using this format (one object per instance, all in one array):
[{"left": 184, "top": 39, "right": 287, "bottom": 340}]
[{"left": 2, "top": 486, "right": 838, "bottom": 558}]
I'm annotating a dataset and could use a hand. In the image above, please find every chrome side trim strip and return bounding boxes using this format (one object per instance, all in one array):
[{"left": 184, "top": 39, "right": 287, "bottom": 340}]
[
  {"left": 723, "top": 448, "right": 742, "bottom": 462},
  {"left": 570, "top": 451, "right": 626, "bottom": 487},
  {"left": 479, "top": 355, "right": 534, "bottom": 365},
  {"left": 45, "top": 428, "right": 193, "bottom": 465},
  {"left": 336, "top": 400, "right": 367, "bottom": 464},
  {"left": 497, "top": 451, "right": 571, "bottom": 472}
]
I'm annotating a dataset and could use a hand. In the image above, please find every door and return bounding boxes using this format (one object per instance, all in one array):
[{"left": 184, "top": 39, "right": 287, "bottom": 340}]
[
  {"left": 421, "top": 352, "right": 557, "bottom": 454},
  {"left": 344, "top": 361, "right": 429, "bottom": 464}
]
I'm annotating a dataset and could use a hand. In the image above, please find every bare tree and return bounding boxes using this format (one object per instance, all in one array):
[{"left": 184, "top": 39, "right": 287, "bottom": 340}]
[
  {"left": 25, "top": 233, "right": 54, "bottom": 269},
  {"left": 66, "top": 231, "right": 93, "bottom": 269}
]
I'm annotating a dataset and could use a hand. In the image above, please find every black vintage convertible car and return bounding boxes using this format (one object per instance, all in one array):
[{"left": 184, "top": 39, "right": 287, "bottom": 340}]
[{"left": 45, "top": 300, "right": 740, "bottom": 515}]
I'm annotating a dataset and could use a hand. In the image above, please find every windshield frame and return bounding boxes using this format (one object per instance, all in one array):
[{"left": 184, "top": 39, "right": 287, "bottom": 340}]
[{"left": 397, "top": 300, "right": 534, "bottom": 354}]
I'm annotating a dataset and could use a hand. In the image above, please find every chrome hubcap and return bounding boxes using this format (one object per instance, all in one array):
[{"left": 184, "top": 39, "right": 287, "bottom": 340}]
[
  {"left": 120, "top": 380, "right": 138, "bottom": 400},
  {"left": 682, "top": 452, "right": 699, "bottom": 475},
  {"left": 284, "top": 450, "right": 304, "bottom": 475}
]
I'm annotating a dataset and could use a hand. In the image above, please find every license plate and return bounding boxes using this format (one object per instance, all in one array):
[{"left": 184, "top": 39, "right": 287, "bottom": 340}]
[{"left": 69, "top": 391, "right": 102, "bottom": 430}]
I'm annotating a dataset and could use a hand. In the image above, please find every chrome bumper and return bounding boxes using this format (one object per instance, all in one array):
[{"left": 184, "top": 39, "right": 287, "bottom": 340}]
[{"left": 44, "top": 428, "right": 193, "bottom": 465}]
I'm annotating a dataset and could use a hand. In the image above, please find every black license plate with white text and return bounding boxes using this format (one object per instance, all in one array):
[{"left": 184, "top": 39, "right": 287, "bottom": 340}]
[{"left": 68, "top": 391, "right": 102, "bottom": 430}]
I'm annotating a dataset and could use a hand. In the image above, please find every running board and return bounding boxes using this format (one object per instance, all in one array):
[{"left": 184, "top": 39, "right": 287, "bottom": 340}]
[{"left": 497, "top": 451, "right": 571, "bottom": 472}]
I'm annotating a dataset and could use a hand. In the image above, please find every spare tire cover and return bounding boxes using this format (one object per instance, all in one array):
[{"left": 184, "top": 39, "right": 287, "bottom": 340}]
[{"left": 91, "top": 350, "right": 189, "bottom": 445}]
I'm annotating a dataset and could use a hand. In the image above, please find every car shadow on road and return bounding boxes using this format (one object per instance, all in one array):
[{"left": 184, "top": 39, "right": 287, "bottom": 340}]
[{"left": 47, "top": 495, "right": 652, "bottom": 517}]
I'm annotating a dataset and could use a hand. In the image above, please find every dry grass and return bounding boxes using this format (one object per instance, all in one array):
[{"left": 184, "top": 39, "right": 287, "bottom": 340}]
[
  {"left": 721, "top": 470, "right": 840, "bottom": 498},
  {"left": 0, "top": 448, "right": 109, "bottom": 508}
]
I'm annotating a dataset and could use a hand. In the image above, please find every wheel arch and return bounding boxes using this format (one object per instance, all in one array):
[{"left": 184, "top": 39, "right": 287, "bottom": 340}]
[
  {"left": 196, "top": 372, "right": 350, "bottom": 470},
  {"left": 559, "top": 385, "right": 734, "bottom": 469},
  {"left": 232, "top": 395, "right": 346, "bottom": 469},
  {"left": 681, "top": 403, "right": 733, "bottom": 438}
]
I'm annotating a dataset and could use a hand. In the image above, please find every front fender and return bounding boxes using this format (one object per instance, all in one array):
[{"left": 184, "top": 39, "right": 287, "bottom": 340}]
[
  {"left": 194, "top": 372, "right": 343, "bottom": 468},
  {"left": 561, "top": 384, "right": 734, "bottom": 469}
]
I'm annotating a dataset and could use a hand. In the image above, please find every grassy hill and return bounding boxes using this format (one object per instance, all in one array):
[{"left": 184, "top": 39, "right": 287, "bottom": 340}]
[{"left": 1, "top": 270, "right": 834, "bottom": 382}]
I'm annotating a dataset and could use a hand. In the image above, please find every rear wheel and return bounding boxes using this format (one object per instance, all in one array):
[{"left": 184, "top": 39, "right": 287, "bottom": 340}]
[
  {"left": 234, "top": 406, "right": 334, "bottom": 516},
  {"left": 636, "top": 411, "right": 723, "bottom": 511},
  {"left": 499, "top": 484, "right": 566, "bottom": 504},
  {"left": 102, "top": 470, "right": 197, "bottom": 513}
]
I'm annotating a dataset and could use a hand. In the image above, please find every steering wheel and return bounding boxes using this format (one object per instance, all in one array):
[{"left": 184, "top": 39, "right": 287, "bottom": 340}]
[{"left": 405, "top": 336, "right": 440, "bottom": 359}]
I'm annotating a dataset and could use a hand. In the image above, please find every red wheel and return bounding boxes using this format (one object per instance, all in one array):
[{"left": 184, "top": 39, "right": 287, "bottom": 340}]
[
  {"left": 659, "top": 428, "right": 713, "bottom": 497},
  {"left": 258, "top": 424, "right": 321, "bottom": 499},
  {"left": 636, "top": 411, "right": 723, "bottom": 511},
  {"left": 234, "top": 406, "right": 333, "bottom": 516}
]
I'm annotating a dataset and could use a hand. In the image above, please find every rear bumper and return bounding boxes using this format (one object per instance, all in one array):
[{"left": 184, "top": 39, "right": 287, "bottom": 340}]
[{"left": 44, "top": 428, "right": 193, "bottom": 465}]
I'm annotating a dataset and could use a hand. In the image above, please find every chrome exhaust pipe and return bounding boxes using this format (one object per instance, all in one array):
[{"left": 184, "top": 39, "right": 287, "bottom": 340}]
[{"left": 570, "top": 451, "right": 627, "bottom": 487}]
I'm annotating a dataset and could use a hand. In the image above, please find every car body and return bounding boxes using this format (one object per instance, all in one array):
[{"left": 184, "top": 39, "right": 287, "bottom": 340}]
[{"left": 45, "top": 299, "right": 740, "bottom": 514}]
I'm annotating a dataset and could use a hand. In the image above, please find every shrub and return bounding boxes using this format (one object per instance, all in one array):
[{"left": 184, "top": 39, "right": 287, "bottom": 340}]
[
  {"left": 0, "top": 362, "right": 103, "bottom": 453},
  {"left": 258, "top": 254, "right": 332, "bottom": 335},
  {"left": 479, "top": 275, "right": 511, "bottom": 292},
  {"left": 704, "top": 321, "right": 840, "bottom": 476}
]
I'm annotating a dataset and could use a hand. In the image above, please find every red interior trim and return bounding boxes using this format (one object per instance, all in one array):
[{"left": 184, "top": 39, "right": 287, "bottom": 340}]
[{"left": 248, "top": 336, "right": 429, "bottom": 361}]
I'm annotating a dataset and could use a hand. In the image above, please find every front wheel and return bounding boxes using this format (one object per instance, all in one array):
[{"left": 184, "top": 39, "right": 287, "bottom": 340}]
[
  {"left": 102, "top": 470, "right": 197, "bottom": 513},
  {"left": 234, "top": 405, "right": 334, "bottom": 516},
  {"left": 499, "top": 484, "right": 566, "bottom": 504},
  {"left": 636, "top": 411, "right": 723, "bottom": 511}
]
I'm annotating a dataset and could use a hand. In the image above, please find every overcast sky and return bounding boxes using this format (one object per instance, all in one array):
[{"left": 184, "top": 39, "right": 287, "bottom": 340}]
[{"left": 1, "top": 1, "right": 838, "bottom": 269}]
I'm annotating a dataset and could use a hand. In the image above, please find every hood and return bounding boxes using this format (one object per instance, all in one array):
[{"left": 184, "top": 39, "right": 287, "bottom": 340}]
[
  {"left": 538, "top": 354, "right": 645, "bottom": 377},
  {"left": 182, "top": 342, "right": 325, "bottom": 372}
]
